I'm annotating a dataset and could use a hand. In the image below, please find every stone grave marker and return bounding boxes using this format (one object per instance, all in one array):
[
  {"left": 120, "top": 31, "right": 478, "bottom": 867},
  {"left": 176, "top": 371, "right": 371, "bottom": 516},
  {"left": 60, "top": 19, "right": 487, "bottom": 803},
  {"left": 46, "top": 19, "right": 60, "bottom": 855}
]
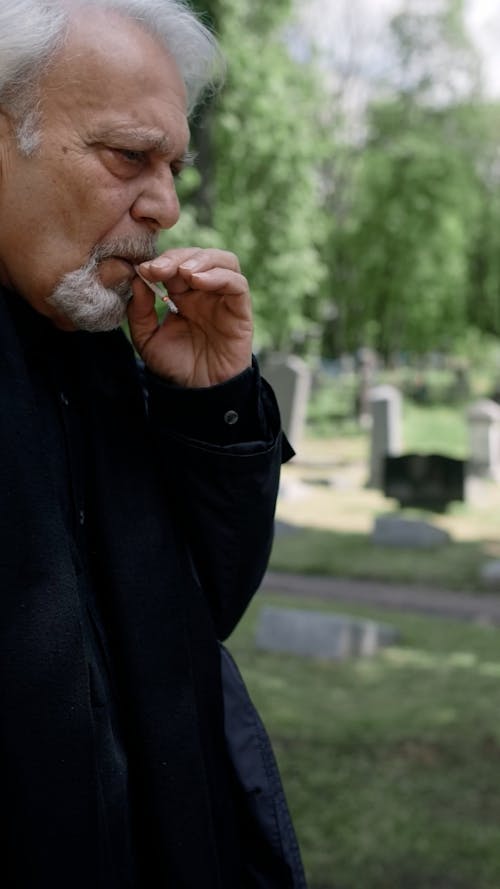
[
  {"left": 261, "top": 354, "right": 311, "bottom": 450},
  {"left": 384, "top": 453, "right": 465, "bottom": 511},
  {"left": 466, "top": 399, "right": 500, "bottom": 480},
  {"left": 255, "top": 606, "right": 399, "bottom": 660},
  {"left": 367, "top": 385, "right": 403, "bottom": 488},
  {"left": 479, "top": 560, "right": 500, "bottom": 590},
  {"left": 372, "top": 515, "right": 450, "bottom": 548}
]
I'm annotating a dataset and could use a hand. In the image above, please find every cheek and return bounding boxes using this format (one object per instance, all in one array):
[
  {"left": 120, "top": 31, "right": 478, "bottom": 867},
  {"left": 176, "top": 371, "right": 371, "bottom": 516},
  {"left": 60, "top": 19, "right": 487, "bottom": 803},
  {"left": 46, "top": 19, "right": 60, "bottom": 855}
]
[{"left": 63, "top": 178, "right": 136, "bottom": 241}]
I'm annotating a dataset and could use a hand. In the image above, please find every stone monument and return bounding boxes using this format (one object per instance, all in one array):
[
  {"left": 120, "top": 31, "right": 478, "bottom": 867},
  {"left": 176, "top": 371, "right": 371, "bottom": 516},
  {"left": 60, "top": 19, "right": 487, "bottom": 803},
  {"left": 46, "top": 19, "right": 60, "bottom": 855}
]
[
  {"left": 367, "top": 384, "right": 403, "bottom": 488},
  {"left": 466, "top": 399, "right": 500, "bottom": 480},
  {"left": 256, "top": 606, "right": 399, "bottom": 660},
  {"left": 261, "top": 353, "right": 312, "bottom": 450}
]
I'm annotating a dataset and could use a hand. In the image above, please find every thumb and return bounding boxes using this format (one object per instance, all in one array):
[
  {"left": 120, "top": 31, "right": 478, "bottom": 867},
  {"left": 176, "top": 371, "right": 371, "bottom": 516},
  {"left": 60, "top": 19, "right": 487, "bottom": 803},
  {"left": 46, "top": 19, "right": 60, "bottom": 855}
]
[{"left": 127, "top": 277, "right": 159, "bottom": 354}]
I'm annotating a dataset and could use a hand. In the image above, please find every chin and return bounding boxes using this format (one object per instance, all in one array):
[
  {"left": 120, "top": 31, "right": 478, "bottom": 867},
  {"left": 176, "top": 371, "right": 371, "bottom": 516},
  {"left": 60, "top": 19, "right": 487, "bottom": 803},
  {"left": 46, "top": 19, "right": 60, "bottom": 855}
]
[{"left": 47, "top": 264, "right": 131, "bottom": 333}]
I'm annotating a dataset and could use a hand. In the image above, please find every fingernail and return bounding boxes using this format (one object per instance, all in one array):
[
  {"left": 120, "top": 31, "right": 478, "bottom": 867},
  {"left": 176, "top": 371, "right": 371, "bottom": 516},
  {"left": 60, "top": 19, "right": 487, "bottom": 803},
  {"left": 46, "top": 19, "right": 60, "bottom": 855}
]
[
  {"left": 180, "top": 259, "right": 197, "bottom": 270},
  {"left": 148, "top": 258, "right": 172, "bottom": 270}
]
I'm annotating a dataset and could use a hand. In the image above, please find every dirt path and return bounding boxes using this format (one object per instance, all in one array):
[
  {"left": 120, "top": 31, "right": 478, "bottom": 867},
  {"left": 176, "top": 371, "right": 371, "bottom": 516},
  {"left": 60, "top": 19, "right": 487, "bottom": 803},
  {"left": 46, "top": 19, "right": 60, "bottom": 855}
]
[{"left": 261, "top": 571, "right": 500, "bottom": 625}]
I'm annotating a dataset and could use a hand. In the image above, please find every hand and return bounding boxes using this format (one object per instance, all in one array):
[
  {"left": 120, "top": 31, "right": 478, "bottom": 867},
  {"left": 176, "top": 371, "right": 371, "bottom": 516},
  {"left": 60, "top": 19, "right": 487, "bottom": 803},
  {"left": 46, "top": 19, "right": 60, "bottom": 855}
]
[{"left": 127, "top": 248, "right": 253, "bottom": 387}]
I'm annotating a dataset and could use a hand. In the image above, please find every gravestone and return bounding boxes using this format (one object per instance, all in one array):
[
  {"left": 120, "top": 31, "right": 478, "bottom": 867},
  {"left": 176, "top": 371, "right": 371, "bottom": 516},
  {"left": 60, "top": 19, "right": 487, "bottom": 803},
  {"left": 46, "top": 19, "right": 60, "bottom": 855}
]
[
  {"left": 466, "top": 399, "right": 500, "bottom": 480},
  {"left": 479, "top": 560, "right": 500, "bottom": 589},
  {"left": 255, "top": 606, "right": 399, "bottom": 660},
  {"left": 262, "top": 354, "right": 311, "bottom": 450},
  {"left": 384, "top": 453, "right": 465, "bottom": 511},
  {"left": 372, "top": 515, "right": 450, "bottom": 548},
  {"left": 367, "top": 385, "right": 403, "bottom": 488}
]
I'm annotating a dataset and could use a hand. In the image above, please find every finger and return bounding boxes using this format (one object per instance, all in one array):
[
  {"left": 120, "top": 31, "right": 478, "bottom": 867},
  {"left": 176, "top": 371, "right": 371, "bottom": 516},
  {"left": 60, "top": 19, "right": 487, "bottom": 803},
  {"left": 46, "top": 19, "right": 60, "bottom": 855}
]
[
  {"left": 164, "top": 268, "right": 249, "bottom": 296},
  {"left": 139, "top": 248, "right": 241, "bottom": 280},
  {"left": 187, "top": 268, "right": 249, "bottom": 295},
  {"left": 179, "top": 250, "right": 240, "bottom": 275},
  {"left": 137, "top": 248, "right": 202, "bottom": 283},
  {"left": 161, "top": 272, "right": 193, "bottom": 296},
  {"left": 127, "top": 277, "right": 160, "bottom": 352}
]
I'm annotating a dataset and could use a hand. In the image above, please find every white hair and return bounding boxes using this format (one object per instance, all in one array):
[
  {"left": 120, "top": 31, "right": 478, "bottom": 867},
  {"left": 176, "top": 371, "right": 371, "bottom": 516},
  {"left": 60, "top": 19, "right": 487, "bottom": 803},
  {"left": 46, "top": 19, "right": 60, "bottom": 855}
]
[{"left": 0, "top": 0, "right": 223, "bottom": 153}]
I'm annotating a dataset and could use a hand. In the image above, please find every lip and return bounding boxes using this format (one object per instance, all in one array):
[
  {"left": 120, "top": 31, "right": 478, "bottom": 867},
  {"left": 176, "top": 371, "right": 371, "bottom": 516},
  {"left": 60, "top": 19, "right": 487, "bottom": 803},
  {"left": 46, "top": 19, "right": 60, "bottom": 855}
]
[
  {"left": 111, "top": 255, "right": 134, "bottom": 268},
  {"left": 96, "top": 256, "right": 137, "bottom": 287},
  {"left": 105, "top": 256, "right": 136, "bottom": 279}
]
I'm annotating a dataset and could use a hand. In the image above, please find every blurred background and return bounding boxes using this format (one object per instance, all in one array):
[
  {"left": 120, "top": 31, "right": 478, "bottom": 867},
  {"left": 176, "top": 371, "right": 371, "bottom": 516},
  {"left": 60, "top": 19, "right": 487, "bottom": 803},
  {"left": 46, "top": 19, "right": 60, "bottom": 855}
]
[{"left": 172, "top": 1, "right": 500, "bottom": 886}]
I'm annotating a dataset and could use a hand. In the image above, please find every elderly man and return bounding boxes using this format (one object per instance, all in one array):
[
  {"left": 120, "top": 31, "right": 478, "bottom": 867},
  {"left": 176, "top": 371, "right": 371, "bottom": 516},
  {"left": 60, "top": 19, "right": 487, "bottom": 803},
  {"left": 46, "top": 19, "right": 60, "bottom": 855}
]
[{"left": 0, "top": 1, "right": 304, "bottom": 887}]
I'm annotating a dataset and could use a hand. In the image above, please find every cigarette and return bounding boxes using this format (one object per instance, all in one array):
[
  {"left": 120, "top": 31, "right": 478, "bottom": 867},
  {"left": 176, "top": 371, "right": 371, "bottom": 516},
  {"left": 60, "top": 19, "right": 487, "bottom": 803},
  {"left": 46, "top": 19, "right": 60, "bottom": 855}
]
[{"left": 134, "top": 266, "right": 179, "bottom": 314}]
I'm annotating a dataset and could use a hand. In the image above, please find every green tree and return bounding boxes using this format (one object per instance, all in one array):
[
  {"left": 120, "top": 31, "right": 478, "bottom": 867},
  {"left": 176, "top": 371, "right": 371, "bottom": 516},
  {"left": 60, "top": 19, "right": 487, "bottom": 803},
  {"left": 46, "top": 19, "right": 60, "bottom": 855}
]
[
  {"left": 212, "top": 0, "right": 328, "bottom": 351},
  {"left": 334, "top": 103, "right": 480, "bottom": 356},
  {"left": 323, "top": 0, "right": 488, "bottom": 358},
  {"left": 163, "top": 0, "right": 330, "bottom": 353},
  {"left": 464, "top": 104, "right": 500, "bottom": 339}
]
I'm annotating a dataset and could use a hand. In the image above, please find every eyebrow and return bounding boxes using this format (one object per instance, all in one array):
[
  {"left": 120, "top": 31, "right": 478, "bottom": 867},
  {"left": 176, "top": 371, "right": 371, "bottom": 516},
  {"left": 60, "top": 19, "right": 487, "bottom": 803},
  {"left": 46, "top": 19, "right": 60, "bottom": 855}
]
[{"left": 93, "top": 127, "right": 193, "bottom": 162}]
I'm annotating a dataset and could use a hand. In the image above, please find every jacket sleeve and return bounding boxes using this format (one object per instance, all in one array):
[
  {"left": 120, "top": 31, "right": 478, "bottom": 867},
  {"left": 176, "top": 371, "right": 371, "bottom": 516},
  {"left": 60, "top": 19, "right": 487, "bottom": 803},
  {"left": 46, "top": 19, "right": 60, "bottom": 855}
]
[{"left": 144, "top": 359, "right": 294, "bottom": 639}]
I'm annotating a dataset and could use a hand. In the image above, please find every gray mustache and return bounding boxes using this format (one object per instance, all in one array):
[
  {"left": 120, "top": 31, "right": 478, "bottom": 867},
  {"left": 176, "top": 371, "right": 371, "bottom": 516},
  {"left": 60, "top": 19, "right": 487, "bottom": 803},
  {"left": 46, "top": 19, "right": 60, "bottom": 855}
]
[{"left": 91, "top": 234, "right": 159, "bottom": 267}]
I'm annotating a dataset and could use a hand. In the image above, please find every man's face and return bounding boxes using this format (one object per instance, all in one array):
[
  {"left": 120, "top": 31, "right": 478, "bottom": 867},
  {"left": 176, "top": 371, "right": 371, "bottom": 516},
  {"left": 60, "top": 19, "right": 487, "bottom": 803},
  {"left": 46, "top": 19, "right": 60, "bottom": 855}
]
[{"left": 0, "top": 8, "right": 190, "bottom": 329}]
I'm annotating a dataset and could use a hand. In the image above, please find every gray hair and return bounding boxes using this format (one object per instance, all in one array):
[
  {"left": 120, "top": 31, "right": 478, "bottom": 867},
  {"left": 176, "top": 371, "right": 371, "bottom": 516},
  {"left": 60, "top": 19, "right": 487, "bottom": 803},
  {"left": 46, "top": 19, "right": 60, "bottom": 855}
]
[{"left": 0, "top": 0, "right": 223, "bottom": 154}]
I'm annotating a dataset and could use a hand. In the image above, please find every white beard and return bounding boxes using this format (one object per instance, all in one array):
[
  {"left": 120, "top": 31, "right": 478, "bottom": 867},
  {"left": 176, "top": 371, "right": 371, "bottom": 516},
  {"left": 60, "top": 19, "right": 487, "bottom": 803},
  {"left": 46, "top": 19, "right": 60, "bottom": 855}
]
[
  {"left": 47, "top": 234, "right": 158, "bottom": 333},
  {"left": 48, "top": 260, "right": 131, "bottom": 332}
]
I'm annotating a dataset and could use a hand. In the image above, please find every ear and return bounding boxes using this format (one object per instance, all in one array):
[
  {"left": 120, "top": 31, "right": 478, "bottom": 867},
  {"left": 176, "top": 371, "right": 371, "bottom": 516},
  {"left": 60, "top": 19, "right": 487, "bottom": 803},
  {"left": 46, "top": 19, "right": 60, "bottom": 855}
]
[
  {"left": 0, "top": 109, "right": 16, "bottom": 178},
  {"left": 0, "top": 106, "right": 13, "bottom": 137},
  {"left": 0, "top": 107, "right": 15, "bottom": 153}
]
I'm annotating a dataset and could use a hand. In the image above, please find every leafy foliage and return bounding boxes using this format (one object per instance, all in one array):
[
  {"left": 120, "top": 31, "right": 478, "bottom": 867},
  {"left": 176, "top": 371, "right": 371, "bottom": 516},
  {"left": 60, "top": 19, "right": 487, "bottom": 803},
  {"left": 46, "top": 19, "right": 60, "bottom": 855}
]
[
  {"left": 179, "top": 0, "right": 500, "bottom": 359},
  {"left": 323, "top": 0, "right": 500, "bottom": 358},
  {"left": 331, "top": 102, "right": 480, "bottom": 355},
  {"left": 212, "top": 2, "right": 328, "bottom": 350},
  {"left": 175, "top": 0, "right": 329, "bottom": 351}
]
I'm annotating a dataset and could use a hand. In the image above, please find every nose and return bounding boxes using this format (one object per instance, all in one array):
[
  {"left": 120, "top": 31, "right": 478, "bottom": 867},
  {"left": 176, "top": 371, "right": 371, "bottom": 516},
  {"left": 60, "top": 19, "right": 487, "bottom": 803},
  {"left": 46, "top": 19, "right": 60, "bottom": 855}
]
[{"left": 130, "top": 166, "right": 180, "bottom": 231}]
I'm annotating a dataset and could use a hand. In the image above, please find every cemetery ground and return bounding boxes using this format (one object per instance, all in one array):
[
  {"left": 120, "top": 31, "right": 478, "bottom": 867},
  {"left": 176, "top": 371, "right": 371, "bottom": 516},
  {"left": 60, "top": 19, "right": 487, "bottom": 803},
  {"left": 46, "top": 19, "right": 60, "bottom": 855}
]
[
  {"left": 228, "top": 593, "right": 500, "bottom": 889},
  {"left": 271, "top": 405, "right": 500, "bottom": 590},
  {"left": 227, "top": 399, "right": 500, "bottom": 889}
]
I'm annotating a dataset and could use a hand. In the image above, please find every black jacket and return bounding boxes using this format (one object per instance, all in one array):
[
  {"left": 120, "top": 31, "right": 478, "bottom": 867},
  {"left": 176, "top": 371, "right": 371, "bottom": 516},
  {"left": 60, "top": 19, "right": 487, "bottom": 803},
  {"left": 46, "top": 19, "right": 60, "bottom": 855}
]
[{"left": 0, "top": 287, "right": 304, "bottom": 888}]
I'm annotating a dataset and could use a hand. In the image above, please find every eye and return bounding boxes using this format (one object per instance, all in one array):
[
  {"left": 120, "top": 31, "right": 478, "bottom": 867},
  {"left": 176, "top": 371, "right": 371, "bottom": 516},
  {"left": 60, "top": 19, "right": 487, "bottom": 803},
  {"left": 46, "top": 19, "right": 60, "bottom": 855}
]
[
  {"left": 171, "top": 161, "right": 184, "bottom": 179},
  {"left": 171, "top": 151, "right": 196, "bottom": 180},
  {"left": 116, "top": 148, "right": 146, "bottom": 164}
]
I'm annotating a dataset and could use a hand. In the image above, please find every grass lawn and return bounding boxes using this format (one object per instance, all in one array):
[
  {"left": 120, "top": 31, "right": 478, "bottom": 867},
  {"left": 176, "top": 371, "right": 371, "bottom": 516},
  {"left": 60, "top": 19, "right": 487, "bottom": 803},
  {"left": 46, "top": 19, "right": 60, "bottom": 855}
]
[
  {"left": 403, "top": 403, "right": 468, "bottom": 459},
  {"left": 228, "top": 592, "right": 500, "bottom": 889},
  {"left": 269, "top": 526, "right": 494, "bottom": 591}
]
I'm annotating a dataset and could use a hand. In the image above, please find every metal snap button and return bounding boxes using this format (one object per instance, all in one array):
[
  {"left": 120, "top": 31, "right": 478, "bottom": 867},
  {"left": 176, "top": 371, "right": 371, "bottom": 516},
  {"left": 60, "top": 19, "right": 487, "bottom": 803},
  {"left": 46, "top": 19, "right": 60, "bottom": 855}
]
[{"left": 224, "top": 410, "right": 239, "bottom": 426}]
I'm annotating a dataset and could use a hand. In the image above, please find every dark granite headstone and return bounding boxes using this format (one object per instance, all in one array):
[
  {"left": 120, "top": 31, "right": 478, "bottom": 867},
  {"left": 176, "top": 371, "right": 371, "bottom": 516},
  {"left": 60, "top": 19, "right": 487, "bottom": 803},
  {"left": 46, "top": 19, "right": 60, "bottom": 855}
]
[{"left": 384, "top": 453, "right": 465, "bottom": 511}]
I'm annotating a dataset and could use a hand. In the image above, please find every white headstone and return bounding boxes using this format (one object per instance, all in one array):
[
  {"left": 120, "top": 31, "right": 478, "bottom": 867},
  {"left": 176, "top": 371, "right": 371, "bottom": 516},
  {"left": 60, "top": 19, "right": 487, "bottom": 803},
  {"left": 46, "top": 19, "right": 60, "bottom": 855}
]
[
  {"left": 479, "top": 560, "right": 500, "bottom": 589},
  {"left": 255, "top": 607, "right": 399, "bottom": 660},
  {"left": 466, "top": 399, "right": 500, "bottom": 480},
  {"left": 367, "top": 385, "right": 403, "bottom": 488},
  {"left": 262, "top": 354, "right": 312, "bottom": 450},
  {"left": 372, "top": 515, "right": 451, "bottom": 548}
]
